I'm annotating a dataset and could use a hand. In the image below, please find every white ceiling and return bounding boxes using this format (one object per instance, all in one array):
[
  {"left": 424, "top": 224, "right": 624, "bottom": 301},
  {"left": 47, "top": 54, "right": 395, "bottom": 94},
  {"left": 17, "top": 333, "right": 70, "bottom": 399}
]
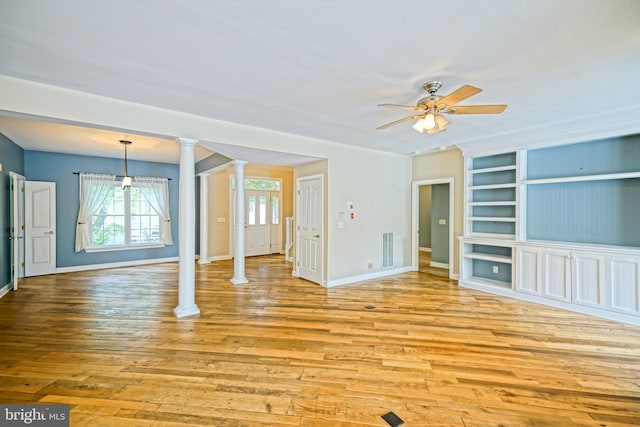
[{"left": 1, "top": 0, "right": 639, "bottom": 164}]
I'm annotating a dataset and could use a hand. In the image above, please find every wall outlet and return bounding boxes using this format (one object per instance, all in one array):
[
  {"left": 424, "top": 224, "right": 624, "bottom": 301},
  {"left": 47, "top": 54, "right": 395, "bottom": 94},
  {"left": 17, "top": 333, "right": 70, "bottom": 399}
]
[
  {"left": 368, "top": 260, "right": 373, "bottom": 269},
  {"left": 492, "top": 265, "right": 499, "bottom": 274},
  {"left": 438, "top": 218, "right": 446, "bottom": 225}
]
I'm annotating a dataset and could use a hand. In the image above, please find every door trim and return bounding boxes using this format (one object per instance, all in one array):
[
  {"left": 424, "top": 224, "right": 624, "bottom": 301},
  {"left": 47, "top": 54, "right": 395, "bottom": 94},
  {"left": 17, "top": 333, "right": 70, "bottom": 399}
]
[
  {"left": 411, "top": 178, "right": 454, "bottom": 278},
  {"left": 9, "top": 172, "right": 26, "bottom": 292}
]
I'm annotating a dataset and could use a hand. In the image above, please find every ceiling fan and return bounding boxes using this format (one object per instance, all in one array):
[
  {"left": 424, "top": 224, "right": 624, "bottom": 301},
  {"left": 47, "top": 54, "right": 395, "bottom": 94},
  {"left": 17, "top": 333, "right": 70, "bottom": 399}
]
[{"left": 377, "top": 81, "right": 507, "bottom": 134}]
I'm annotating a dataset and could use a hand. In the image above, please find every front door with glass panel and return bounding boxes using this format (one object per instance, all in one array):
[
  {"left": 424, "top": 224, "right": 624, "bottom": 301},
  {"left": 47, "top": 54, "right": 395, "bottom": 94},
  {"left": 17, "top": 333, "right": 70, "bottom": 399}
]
[{"left": 245, "top": 190, "right": 271, "bottom": 256}]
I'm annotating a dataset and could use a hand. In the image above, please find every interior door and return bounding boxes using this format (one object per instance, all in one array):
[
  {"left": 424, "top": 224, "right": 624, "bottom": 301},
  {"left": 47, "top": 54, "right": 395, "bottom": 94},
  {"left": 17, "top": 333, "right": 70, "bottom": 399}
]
[
  {"left": 297, "top": 176, "right": 322, "bottom": 284},
  {"left": 245, "top": 190, "right": 271, "bottom": 256},
  {"left": 25, "top": 181, "right": 57, "bottom": 277},
  {"left": 9, "top": 172, "right": 26, "bottom": 290}
]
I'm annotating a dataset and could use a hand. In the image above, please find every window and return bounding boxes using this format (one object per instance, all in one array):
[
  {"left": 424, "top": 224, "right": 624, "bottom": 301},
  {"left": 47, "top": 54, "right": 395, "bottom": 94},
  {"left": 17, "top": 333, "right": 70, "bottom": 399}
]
[
  {"left": 231, "top": 177, "right": 281, "bottom": 191},
  {"left": 76, "top": 174, "right": 172, "bottom": 252},
  {"left": 91, "top": 185, "right": 161, "bottom": 249}
]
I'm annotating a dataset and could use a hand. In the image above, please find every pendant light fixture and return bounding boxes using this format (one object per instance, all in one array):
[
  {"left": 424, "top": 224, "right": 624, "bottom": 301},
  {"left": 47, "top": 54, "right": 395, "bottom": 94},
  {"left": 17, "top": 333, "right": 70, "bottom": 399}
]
[{"left": 120, "top": 139, "right": 132, "bottom": 189}]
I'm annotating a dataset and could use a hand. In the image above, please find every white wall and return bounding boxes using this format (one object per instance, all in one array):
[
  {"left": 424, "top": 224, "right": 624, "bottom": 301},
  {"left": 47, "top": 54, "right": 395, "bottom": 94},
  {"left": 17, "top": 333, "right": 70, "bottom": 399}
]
[{"left": 326, "top": 149, "right": 411, "bottom": 282}]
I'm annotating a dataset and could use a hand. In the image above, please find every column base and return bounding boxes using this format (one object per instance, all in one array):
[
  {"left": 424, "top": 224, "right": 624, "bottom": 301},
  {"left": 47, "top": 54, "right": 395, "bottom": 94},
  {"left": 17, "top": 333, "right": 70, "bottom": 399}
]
[
  {"left": 174, "top": 305, "right": 201, "bottom": 318},
  {"left": 230, "top": 277, "right": 248, "bottom": 285},
  {"left": 198, "top": 258, "right": 211, "bottom": 265}
]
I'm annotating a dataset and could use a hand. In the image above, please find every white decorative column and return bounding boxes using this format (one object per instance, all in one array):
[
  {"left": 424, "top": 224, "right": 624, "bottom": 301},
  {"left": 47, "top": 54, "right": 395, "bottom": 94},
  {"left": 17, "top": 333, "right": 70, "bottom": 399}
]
[
  {"left": 198, "top": 174, "right": 210, "bottom": 265},
  {"left": 231, "top": 160, "right": 248, "bottom": 285},
  {"left": 174, "top": 137, "right": 201, "bottom": 318}
]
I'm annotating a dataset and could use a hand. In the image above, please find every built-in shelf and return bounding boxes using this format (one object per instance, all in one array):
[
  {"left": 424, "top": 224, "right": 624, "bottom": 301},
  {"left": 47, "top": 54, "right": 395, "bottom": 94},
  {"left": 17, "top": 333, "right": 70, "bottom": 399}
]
[
  {"left": 466, "top": 276, "right": 512, "bottom": 289},
  {"left": 469, "top": 217, "right": 516, "bottom": 222},
  {"left": 464, "top": 252, "right": 513, "bottom": 263},
  {"left": 460, "top": 138, "right": 640, "bottom": 325},
  {"left": 523, "top": 171, "right": 640, "bottom": 185},
  {"left": 468, "top": 232, "right": 516, "bottom": 239},
  {"left": 469, "top": 183, "right": 517, "bottom": 190},
  {"left": 468, "top": 201, "right": 516, "bottom": 206},
  {"left": 469, "top": 165, "right": 517, "bottom": 174}
]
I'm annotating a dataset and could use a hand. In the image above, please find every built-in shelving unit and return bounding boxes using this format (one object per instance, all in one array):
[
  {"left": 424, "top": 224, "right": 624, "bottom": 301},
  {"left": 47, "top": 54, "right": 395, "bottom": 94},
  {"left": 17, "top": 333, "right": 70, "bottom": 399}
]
[
  {"left": 459, "top": 136, "right": 640, "bottom": 325},
  {"left": 465, "top": 152, "right": 518, "bottom": 240}
]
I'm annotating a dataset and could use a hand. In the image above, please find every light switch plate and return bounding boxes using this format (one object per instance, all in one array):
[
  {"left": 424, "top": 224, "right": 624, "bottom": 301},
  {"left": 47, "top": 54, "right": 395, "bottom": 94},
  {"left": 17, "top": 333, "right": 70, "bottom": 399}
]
[{"left": 438, "top": 219, "right": 446, "bottom": 225}]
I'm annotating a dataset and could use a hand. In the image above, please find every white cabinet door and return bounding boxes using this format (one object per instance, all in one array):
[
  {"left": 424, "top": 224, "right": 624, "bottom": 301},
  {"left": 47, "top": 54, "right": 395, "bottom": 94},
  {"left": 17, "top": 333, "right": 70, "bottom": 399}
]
[
  {"left": 571, "top": 252, "right": 606, "bottom": 309},
  {"left": 516, "top": 247, "right": 539, "bottom": 295},
  {"left": 607, "top": 256, "right": 640, "bottom": 316},
  {"left": 516, "top": 247, "right": 571, "bottom": 302},
  {"left": 541, "top": 250, "right": 571, "bottom": 302}
]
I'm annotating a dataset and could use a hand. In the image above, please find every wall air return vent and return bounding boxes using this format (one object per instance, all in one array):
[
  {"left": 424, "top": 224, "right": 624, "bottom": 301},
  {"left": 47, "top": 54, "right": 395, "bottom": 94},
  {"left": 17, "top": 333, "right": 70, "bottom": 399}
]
[{"left": 382, "top": 232, "right": 394, "bottom": 269}]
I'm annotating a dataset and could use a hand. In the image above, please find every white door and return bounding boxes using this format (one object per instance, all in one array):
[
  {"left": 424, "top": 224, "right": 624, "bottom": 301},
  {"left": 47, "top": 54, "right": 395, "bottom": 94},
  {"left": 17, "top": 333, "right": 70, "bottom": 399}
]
[
  {"left": 25, "top": 181, "right": 57, "bottom": 277},
  {"left": 9, "top": 172, "right": 26, "bottom": 290},
  {"left": 297, "top": 175, "right": 322, "bottom": 284},
  {"left": 245, "top": 190, "right": 271, "bottom": 256}
]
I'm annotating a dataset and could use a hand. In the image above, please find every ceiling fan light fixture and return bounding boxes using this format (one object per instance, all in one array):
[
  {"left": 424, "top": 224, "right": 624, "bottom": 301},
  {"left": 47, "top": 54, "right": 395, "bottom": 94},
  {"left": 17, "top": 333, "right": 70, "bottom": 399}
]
[
  {"left": 412, "top": 111, "right": 437, "bottom": 133},
  {"left": 411, "top": 117, "right": 426, "bottom": 133},
  {"left": 434, "top": 113, "right": 450, "bottom": 130},
  {"left": 423, "top": 111, "right": 436, "bottom": 130}
]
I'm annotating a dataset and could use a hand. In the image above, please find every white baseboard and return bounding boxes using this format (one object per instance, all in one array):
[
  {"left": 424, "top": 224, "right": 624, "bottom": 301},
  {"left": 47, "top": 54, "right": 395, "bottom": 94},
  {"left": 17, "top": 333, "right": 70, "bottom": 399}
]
[
  {"left": 419, "top": 247, "right": 432, "bottom": 252},
  {"left": 430, "top": 261, "right": 449, "bottom": 269},
  {"left": 56, "top": 257, "right": 179, "bottom": 274},
  {"left": 0, "top": 283, "right": 11, "bottom": 299},
  {"left": 325, "top": 266, "right": 412, "bottom": 288},
  {"left": 209, "top": 255, "right": 233, "bottom": 262},
  {"left": 459, "top": 279, "right": 640, "bottom": 326}
]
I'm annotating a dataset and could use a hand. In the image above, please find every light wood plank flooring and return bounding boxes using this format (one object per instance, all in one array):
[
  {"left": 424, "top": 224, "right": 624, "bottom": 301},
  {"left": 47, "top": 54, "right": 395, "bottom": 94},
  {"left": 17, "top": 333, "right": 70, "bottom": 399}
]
[
  {"left": 1, "top": 255, "right": 639, "bottom": 426},
  {"left": 418, "top": 251, "right": 449, "bottom": 277}
]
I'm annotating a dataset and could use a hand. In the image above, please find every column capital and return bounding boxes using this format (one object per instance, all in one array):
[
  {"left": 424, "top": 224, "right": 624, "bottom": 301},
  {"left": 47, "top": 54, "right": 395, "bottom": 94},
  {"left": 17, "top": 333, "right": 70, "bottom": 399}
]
[
  {"left": 176, "top": 137, "right": 199, "bottom": 146},
  {"left": 232, "top": 160, "right": 248, "bottom": 167}
]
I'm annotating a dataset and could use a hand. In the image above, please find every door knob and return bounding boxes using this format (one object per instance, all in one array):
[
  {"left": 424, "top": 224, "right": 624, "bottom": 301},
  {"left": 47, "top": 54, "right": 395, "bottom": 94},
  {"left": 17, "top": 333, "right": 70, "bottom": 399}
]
[
  {"left": 47, "top": 230, "right": 54, "bottom": 234},
  {"left": 314, "top": 234, "right": 320, "bottom": 238}
]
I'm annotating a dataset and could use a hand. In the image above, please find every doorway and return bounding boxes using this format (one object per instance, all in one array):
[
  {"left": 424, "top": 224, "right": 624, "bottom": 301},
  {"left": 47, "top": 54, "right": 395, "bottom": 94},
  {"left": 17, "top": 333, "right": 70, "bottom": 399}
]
[
  {"left": 412, "top": 178, "right": 454, "bottom": 278},
  {"left": 230, "top": 176, "right": 283, "bottom": 258}
]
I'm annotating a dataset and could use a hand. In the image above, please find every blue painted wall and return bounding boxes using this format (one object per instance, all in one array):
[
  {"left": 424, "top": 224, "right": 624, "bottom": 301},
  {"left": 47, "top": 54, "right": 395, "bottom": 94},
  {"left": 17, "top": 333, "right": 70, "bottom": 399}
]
[
  {"left": 0, "top": 133, "right": 25, "bottom": 286},
  {"left": 24, "top": 150, "right": 180, "bottom": 268},
  {"left": 526, "top": 135, "right": 640, "bottom": 247},
  {"left": 430, "top": 183, "right": 449, "bottom": 264},
  {"left": 418, "top": 185, "right": 431, "bottom": 248}
]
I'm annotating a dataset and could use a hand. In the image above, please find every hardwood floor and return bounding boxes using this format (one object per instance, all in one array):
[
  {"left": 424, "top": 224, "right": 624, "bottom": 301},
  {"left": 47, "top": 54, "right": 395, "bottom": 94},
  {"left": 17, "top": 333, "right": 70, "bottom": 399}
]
[
  {"left": 418, "top": 250, "right": 449, "bottom": 277},
  {"left": 1, "top": 255, "right": 640, "bottom": 426}
]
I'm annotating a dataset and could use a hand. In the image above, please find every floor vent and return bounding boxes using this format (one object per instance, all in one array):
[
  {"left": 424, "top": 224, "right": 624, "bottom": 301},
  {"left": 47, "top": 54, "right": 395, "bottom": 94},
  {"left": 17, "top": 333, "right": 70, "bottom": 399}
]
[
  {"left": 382, "top": 232, "right": 393, "bottom": 269},
  {"left": 381, "top": 411, "right": 404, "bottom": 426}
]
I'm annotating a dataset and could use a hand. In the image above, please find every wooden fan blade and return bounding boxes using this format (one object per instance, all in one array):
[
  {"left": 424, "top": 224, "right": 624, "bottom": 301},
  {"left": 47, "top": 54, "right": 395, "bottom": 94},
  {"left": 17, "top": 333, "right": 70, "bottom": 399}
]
[
  {"left": 447, "top": 105, "right": 508, "bottom": 114},
  {"left": 437, "top": 85, "right": 483, "bottom": 108},
  {"left": 376, "top": 114, "right": 423, "bottom": 130},
  {"left": 378, "top": 103, "right": 422, "bottom": 111}
]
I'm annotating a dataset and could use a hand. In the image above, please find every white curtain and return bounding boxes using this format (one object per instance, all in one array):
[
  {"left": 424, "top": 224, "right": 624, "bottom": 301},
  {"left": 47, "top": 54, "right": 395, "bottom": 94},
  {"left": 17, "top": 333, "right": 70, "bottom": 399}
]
[
  {"left": 75, "top": 173, "right": 116, "bottom": 252},
  {"left": 136, "top": 176, "right": 173, "bottom": 245}
]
